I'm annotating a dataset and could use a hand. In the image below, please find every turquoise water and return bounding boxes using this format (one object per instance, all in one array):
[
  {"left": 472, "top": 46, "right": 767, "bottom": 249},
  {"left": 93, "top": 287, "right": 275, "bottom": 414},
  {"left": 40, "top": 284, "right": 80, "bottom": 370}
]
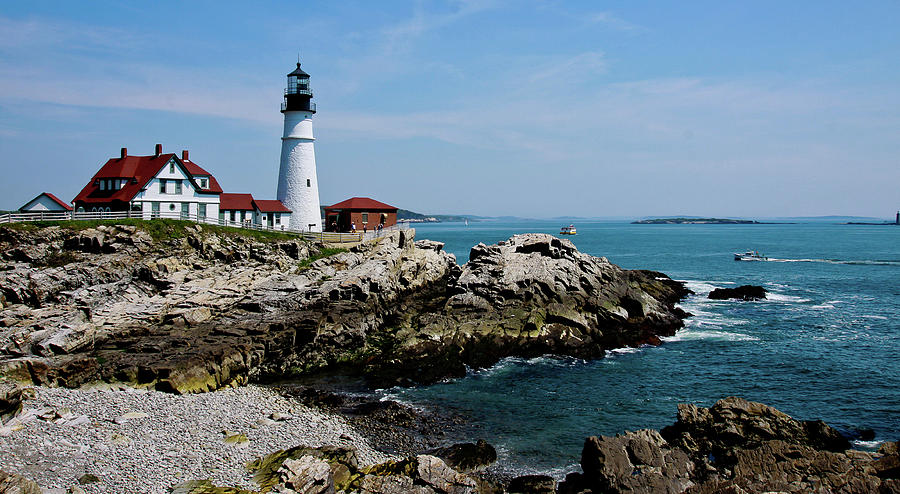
[{"left": 384, "top": 220, "right": 900, "bottom": 476}]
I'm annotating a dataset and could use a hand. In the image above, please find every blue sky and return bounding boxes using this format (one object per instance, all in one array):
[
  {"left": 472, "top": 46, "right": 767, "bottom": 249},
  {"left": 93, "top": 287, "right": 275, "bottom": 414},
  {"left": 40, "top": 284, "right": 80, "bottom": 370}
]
[{"left": 1, "top": 1, "right": 898, "bottom": 217}]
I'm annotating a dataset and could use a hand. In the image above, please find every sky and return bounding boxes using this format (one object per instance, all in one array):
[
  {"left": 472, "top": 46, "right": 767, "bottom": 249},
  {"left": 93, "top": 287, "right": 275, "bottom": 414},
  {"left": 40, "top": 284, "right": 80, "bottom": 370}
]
[{"left": 1, "top": 1, "right": 899, "bottom": 218}]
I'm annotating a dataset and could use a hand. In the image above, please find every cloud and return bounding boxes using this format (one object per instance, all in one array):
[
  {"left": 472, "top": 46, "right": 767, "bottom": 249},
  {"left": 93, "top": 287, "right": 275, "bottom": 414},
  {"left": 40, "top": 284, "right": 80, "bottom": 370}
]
[
  {"left": 584, "top": 11, "right": 642, "bottom": 32},
  {"left": 528, "top": 51, "right": 607, "bottom": 85}
]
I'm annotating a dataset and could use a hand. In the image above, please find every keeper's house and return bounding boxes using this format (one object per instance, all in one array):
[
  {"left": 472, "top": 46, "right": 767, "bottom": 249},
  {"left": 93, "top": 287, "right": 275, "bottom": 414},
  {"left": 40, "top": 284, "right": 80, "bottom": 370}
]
[
  {"left": 19, "top": 192, "right": 73, "bottom": 212},
  {"left": 72, "top": 144, "right": 292, "bottom": 228},
  {"left": 73, "top": 144, "right": 222, "bottom": 220}
]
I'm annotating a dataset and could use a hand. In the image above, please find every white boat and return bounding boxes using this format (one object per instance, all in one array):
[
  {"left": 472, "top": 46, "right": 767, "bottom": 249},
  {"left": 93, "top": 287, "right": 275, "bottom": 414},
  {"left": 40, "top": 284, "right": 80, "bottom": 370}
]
[
  {"left": 560, "top": 224, "right": 577, "bottom": 235},
  {"left": 734, "top": 250, "right": 767, "bottom": 261}
]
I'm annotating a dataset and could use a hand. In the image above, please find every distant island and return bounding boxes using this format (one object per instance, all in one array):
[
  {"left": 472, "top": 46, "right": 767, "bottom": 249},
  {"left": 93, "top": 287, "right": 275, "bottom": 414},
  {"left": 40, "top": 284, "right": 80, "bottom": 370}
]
[
  {"left": 397, "top": 208, "right": 474, "bottom": 223},
  {"left": 633, "top": 217, "right": 761, "bottom": 224}
]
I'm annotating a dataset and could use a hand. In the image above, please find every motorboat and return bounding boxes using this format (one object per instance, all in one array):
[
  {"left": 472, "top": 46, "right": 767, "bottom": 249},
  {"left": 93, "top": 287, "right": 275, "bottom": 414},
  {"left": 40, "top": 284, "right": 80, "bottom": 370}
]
[
  {"left": 560, "top": 225, "right": 577, "bottom": 235},
  {"left": 734, "top": 250, "right": 767, "bottom": 261}
]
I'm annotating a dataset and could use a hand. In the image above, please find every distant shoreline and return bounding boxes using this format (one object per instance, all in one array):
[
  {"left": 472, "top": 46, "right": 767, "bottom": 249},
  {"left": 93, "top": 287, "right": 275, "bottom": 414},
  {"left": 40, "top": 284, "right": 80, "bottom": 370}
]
[{"left": 632, "top": 218, "right": 782, "bottom": 225}]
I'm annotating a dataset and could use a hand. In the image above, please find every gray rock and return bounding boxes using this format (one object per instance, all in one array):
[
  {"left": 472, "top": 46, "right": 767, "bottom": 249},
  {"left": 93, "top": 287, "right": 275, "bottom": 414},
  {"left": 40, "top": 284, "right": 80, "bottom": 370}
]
[
  {"left": 0, "top": 470, "right": 41, "bottom": 494},
  {"left": 415, "top": 455, "right": 477, "bottom": 494},
  {"left": 278, "top": 455, "right": 335, "bottom": 494}
]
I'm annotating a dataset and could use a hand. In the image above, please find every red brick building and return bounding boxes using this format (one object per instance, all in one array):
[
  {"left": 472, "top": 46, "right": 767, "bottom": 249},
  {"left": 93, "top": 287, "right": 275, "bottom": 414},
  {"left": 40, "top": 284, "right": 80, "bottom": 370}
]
[{"left": 324, "top": 197, "right": 398, "bottom": 232}]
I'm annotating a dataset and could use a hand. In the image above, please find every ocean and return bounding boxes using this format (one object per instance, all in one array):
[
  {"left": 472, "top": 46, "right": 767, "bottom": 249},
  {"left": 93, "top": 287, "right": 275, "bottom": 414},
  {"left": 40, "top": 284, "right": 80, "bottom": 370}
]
[{"left": 381, "top": 220, "right": 900, "bottom": 477}]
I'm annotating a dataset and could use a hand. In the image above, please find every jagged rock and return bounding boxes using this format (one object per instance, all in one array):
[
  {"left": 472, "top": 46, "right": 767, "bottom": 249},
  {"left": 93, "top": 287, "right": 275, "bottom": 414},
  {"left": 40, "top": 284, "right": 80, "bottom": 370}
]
[
  {"left": 0, "top": 379, "right": 24, "bottom": 424},
  {"left": 278, "top": 456, "right": 335, "bottom": 494},
  {"left": 708, "top": 285, "right": 767, "bottom": 301},
  {"left": 573, "top": 397, "right": 896, "bottom": 494},
  {"left": 415, "top": 455, "right": 478, "bottom": 493},
  {"left": 507, "top": 475, "right": 556, "bottom": 493},
  {"left": 1, "top": 226, "right": 689, "bottom": 392},
  {"left": 426, "top": 440, "right": 497, "bottom": 472}
]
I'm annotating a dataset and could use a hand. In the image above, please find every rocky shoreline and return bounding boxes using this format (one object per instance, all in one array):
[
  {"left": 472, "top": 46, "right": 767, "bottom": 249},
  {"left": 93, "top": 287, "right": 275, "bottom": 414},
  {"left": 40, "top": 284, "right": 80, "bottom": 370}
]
[
  {"left": 2, "top": 221, "right": 897, "bottom": 492},
  {"left": 0, "top": 223, "right": 688, "bottom": 392},
  {"left": 2, "top": 381, "right": 897, "bottom": 493}
]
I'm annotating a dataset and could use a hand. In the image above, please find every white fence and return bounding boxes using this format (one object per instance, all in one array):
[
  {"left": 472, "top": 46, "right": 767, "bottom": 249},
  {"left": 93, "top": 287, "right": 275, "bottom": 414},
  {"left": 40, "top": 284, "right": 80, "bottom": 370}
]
[{"left": 0, "top": 210, "right": 408, "bottom": 244}]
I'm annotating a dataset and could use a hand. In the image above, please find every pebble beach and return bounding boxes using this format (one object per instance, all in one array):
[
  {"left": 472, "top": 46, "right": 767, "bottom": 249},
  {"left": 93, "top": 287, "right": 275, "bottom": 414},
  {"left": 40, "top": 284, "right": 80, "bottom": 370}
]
[{"left": 0, "top": 385, "right": 396, "bottom": 493}]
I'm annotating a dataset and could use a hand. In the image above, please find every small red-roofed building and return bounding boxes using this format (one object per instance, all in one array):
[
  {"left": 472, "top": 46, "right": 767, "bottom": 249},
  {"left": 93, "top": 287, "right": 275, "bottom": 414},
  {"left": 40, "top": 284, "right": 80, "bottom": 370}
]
[
  {"left": 219, "top": 193, "right": 292, "bottom": 229},
  {"left": 219, "top": 193, "right": 255, "bottom": 225},
  {"left": 73, "top": 144, "right": 223, "bottom": 221},
  {"left": 253, "top": 199, "right": 291, "bottom": 229},
  {"left": 324, "top": 197, "right": 398, "bottom": 232},
  {"left": 19, "top": 192, "right": 73, "bottom": 212}
]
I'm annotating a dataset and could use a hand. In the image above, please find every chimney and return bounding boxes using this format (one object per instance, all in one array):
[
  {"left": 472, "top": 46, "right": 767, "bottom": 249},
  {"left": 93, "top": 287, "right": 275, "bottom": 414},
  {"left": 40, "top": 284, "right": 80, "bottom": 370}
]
[
  {"left": 120, "top": 147, "right": 127, "bottom": 159},
  {"left": 182, "top": 150, "right": 189, "bottom": 161},
  {"left": 154, "top": 143, "right": 162, "bottom": 157}
]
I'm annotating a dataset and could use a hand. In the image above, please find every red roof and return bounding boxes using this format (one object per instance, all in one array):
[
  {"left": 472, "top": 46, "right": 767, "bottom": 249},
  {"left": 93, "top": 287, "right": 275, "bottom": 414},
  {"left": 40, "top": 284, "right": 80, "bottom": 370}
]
[
  {"left": 220, "top": 193, "right": 255, "bottom": 211},
  {"left": 325, "top": 197, "right": 397, "bottom": 211},
  {"left": 182, "top": 159, "right": 224, "bottom": 194},
  {"left": 253, "top": 199, "right": 291, "bottom": 213},
  {"left": 73, "top": 152, "right": 222, "bottom": 205},
  {"left": 20, "top": 192, "right": 73, "bottom": 211}
]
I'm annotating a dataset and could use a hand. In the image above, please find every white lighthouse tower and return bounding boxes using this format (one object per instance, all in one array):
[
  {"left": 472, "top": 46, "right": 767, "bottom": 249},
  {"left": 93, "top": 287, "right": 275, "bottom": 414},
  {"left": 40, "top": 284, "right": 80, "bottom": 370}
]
[{"left": 277, "top": 60, "right": 321, "bottom": 232}]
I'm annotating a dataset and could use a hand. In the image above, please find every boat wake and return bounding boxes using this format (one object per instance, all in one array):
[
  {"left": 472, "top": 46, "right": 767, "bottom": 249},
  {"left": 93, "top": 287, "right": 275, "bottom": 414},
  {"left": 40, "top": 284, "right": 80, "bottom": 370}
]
[{"left": 765, "top": 258, "right": 900, "bottom": 266}]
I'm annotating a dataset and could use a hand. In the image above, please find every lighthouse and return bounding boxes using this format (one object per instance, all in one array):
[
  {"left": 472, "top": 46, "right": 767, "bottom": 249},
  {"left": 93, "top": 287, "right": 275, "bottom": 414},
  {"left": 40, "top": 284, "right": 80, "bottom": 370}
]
[{"left": 277, "top": 60, "right": 321, "bottom": 232}]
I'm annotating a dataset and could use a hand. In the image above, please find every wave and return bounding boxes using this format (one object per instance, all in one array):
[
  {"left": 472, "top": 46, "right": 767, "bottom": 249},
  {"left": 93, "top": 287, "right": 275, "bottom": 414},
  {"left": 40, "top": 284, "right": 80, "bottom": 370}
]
[
  {"left": 766, "top": 258, "right": 900, "bottom": 266},
  {"left": 766, "top": 293, "right": 812, "bottom": 303},
  {"left": 851, "top": 439, "right": 882, "bottom": 450},
  {"left": 663, "top": 328, "right": 758, "bottom": 343}
]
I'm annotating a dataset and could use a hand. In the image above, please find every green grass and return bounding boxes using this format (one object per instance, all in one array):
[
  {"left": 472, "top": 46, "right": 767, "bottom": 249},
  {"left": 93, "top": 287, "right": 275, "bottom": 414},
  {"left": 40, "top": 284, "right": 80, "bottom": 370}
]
[
  {"left": 4, "top": 219, "right": 298, "bottom": 243},
  {"left": 297, "top": 247, "right": 347, "bottom": 270}
]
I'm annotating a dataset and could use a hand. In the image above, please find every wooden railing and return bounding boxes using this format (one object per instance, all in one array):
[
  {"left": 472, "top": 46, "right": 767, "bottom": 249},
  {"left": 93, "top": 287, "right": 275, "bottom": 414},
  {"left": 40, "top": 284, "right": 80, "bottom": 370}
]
[{"left": 0, "top": 210, "right": 408, "bottom": 244}]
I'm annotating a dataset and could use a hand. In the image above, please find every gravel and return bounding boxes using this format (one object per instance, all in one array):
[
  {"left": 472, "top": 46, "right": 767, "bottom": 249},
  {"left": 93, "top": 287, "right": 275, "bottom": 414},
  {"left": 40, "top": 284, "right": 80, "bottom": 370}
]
[{"left": 0, "top": 384, "right": 397, "bottom": 493}]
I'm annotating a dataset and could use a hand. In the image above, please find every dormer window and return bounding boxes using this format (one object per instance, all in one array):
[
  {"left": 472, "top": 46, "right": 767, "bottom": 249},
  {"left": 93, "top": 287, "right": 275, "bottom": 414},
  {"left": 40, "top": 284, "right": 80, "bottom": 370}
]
[
  {"left": 200, "top": 178, "right": 208, "bottom": 189},
  {"left": 100, "top": 180, "right": 106, "bottom": 191}
]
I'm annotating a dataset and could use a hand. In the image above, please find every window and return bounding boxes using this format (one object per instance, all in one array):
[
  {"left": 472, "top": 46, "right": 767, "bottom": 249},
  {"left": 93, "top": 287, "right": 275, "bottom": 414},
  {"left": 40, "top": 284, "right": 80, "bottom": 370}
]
[
  {"left": 175, "top": 180, "right": 182, "bottom": 194},
  {"left": 230, "top": 211, "right": 236, "bottom": 222},
  {"left": 100, "top": 180, "right": 106, "bottom": 191},
  {"left": 199, "top": 203, "right": 207, "bottom": 219},
  {"left": 181, "top": 203, "right": 189, "bottom": 218},
  {"left": 159, "top": 179, "right": 167, "bottom": 194},
  {"left": 307, "top": 178, "right": 311, "bottom": 187},
  {"left": 275, "top": 213, "right": 281, "bottom": 225},
  {"left": 200, "top": 178, "right": 207, "bottom": 189},
  {"left": 169, "top": 162, "right": 175, "bottom": 174},
  {"left": 169, "top": 203, "right": 176, "bottom": 211},
  {"left": 151, "top": 202, "right": 160, "bottom": 213},
  {"left": 362, "top": 212, "right": 369, "bottom": 223}
]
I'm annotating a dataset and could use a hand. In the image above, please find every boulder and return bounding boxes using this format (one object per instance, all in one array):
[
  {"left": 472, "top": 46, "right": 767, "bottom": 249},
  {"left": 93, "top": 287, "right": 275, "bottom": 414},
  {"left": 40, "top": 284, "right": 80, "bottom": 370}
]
[
  {"left": 0, "top": 470, "right": 41, "bottom": 494},
  {"left": 0, "top": 379, "right": 24, "bottom": 424},
  {"left": 278, "top": 455, "right": 336, "bottom": 494},
  {"left": 507, "top": 475, "right": 556, "bottom": 493},
  {"left": 574, "top": 397, "right": 893, "bottom": 494},
  {"left": 425, "top": 440, "right": 497, "bottom": 472},
  {"left": 708, "top": 285, "right": 767, "bottom": 301}
]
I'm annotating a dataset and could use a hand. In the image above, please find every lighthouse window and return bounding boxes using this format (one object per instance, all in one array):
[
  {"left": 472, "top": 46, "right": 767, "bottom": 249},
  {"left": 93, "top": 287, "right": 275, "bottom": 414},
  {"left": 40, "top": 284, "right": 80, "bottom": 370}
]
[{"left": 306, "top": 179, "right": 311, "bottom": 187}]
